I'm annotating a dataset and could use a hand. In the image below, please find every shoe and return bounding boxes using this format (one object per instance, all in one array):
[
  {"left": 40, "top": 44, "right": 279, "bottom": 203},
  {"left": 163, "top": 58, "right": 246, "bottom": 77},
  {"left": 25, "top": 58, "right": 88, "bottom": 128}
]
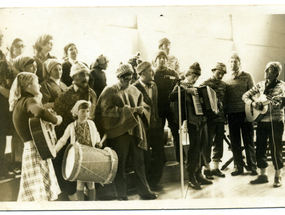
[
  {"left": 68, "top": 193, "right": 78, "bottom": 201},
  {"left": 273, "top": 177, "right": 282, "bottom": 188},
  {"left": 231, "top": 169, "right": 243, "bottom": 176},
  {"left": 212, "top": 169, "right": 226, "bottom": 178},
  {"left": 203, "top": 170, "right": 214, "bottom": 180},
  {"left": 140, "top": 193, "right": 158, "bottom": 200},
  {"left": 150, "top": 183, "right": 163, "bottom": 192},
  {"left": 250, "top": 175, "right": 269, "bottom": 184},
  {"left": 196, "top": 174, "right": 213, "bottom": 185},
  {"left": 4, "top": 169, "right": 15, "bottom": 179},
  {"left": 250, "top": 170, "right": 258, "bottom": 176},
  {"left": 188, "top": 180, "right": 202, "bottom": 190},
  {"left": 117, "top": 197, "right": 129, "bottom": 201}
]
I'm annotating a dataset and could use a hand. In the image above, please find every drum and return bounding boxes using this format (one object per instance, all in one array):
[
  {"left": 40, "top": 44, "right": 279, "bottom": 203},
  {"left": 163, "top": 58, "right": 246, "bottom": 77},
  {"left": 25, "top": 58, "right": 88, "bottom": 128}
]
[{"left": 62, "top": 143, "right": 118, "bottom": 184}]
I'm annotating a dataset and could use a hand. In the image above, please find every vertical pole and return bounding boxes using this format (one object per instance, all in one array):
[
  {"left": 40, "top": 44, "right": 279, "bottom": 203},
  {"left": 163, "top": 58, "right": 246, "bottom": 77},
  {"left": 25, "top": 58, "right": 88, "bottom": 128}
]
[{"left": 177, "top": 80, "right": 185, "bottom": 199}]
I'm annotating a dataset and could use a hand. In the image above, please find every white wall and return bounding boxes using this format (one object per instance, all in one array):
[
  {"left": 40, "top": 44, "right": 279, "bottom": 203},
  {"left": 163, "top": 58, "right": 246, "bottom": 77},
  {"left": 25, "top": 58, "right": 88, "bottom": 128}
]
[{"left": 1, "top": 7, "right": 285, "bottom": 86}]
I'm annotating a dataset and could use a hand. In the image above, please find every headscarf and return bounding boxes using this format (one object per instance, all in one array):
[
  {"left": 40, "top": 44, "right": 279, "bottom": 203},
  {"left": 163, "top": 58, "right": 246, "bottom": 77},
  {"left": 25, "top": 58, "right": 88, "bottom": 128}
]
[
  {"left": 71, "top": 100, "right": 91, "bottom": 118},
  {"left": 43, "top": 58, "right": 61, "bottom": 79},
  {"left": 9, "top": 72, "right": 38, "bottom": 111},
  {"left": 13, "top": 55, "right": 35, "bottom": 72}
]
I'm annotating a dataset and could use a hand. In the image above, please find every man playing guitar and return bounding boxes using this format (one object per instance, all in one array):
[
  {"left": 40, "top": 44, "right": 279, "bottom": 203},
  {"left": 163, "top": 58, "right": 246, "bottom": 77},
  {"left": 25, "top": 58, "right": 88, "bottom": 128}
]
[{"left": 242, "top": 61, "right": 285, "bottom": 187}]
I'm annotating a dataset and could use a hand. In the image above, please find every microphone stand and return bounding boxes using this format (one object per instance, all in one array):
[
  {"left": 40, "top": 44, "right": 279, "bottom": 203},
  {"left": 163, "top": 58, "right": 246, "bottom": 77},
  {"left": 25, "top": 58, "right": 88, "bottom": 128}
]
[{"left": 177, "top": 78, "right": 185, "bottom": 199}]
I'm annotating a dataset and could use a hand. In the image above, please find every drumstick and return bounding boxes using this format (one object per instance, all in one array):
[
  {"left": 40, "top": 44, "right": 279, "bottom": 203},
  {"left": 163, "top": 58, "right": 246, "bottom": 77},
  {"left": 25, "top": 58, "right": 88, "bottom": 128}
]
[{"left": 99, "top": 134, "right": 107, "bottom": 147}]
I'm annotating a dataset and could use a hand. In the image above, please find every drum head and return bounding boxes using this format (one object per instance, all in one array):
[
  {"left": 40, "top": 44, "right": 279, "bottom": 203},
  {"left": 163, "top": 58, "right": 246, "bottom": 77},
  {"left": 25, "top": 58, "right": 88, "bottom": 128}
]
[{"left": 65, "top": 146, "right": 75, "bottom": 179}]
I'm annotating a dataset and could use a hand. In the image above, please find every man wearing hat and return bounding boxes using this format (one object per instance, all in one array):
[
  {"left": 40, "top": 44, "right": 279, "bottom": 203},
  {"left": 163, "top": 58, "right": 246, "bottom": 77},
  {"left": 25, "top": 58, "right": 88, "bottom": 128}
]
[
  {"left": 53, "top": 61, "right": 97, "bottom": 201},
  {"left": 169, "top": 62, "right": 212, "bottom": 190},
  {"left": 242, "top": 61, "right": 285, "bottom": 187},
  {"left": 133, "top": 61, "right": 165, "bottom": 191},
  {"left": 200, "top": 62, "right": 227, "bottom": 179},
  {"left": 154, "top": 50, "right": 181, "bottom": 162},
  {"left": 224, "top": 51, "right": 257, "bottom": 177},
  {"left": 155, "top": 38, "right": 180, "bottom": 75},
  {"left": 95, "top": 63, "right": 157, "bottom": 200},
  {"left": 90, "top": 54, "right": 109, "bottom": 97}
]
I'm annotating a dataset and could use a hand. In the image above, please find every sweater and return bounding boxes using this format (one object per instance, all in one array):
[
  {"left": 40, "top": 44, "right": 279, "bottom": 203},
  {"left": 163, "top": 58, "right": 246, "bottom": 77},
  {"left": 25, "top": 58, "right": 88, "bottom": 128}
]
[
  {"left": 224, "top": 71, "right": 254, "bottom": 113},
  {"left": 40, "top": 78, "right": 68, "bottom": 104},
  {"left": 154, "top": 67, "right": 179, "bottom": 117},
  {"left": 242, "top": 80, "right": 285, "bottom": 122},
  {"left": 12, "top": 92, "right": 58, "bottom": 142}
]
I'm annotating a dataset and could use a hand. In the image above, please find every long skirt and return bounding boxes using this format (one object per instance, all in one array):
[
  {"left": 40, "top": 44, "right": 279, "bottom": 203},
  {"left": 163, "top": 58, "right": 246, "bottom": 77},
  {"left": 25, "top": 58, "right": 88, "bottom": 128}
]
[{"left": 17, "top": 141, "right": 61, "bottom": 201}]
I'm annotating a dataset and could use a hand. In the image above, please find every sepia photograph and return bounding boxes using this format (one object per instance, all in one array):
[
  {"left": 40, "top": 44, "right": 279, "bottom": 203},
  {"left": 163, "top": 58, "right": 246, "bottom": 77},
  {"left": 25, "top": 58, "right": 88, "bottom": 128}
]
[{"left": 1, "top": 0, "right": 285, "bottom": 212}]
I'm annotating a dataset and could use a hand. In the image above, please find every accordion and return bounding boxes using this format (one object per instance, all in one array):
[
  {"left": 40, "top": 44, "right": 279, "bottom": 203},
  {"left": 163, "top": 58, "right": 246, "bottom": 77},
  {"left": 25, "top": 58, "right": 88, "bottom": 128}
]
[{"left": 192, "top": 86, "right": 219, "bottom": 117}]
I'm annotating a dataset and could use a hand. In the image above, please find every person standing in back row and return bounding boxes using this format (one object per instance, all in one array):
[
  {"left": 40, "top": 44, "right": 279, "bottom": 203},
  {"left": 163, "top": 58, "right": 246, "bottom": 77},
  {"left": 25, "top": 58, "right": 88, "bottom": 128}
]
[{"left": 224, "top": 51, "right": 257, "bottom": 176}]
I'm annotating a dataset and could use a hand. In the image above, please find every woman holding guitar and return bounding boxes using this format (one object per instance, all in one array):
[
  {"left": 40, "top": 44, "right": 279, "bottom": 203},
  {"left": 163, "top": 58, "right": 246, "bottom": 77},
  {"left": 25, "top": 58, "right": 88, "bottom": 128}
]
[
  {"left": 242, "top": 61, "right": 285, "bottom": 187},
  {"left": 9, "top": 72, "right": 63, "bottom": 201}
]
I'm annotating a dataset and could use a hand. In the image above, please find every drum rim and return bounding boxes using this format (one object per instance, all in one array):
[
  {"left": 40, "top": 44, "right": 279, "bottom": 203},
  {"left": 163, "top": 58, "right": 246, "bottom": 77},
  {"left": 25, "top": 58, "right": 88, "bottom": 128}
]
[{"left": 62, "top": 144, "right": 81, "bottom": 181}]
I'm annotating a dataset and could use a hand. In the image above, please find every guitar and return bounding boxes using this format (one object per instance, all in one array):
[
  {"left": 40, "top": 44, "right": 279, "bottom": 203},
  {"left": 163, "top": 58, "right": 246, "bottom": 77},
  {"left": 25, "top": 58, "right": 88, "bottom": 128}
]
[
  {"left": 245, "top": 93, "right": 279, "bottom": 122},
  {"left": 29, "top": 117, "right": 57, "bottom": 160}
]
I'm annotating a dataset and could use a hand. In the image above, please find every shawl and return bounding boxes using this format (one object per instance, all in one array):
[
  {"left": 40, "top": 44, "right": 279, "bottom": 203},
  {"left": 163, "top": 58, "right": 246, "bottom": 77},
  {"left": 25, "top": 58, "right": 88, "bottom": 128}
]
[{"left": 95, "top": 84, "right": 150, "bottom": 150}]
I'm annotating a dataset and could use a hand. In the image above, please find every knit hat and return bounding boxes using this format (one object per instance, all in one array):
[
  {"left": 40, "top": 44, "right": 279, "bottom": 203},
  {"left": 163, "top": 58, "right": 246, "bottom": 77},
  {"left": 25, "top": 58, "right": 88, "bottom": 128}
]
[
  {"left": 71, "top": 100, "right": 91, "bottom": 118},
  {"left": 212, "top": 62, "right": 227, "bottom": 73},
  {"left": 70, "top": 62, "right": 90, "bottom": 77},
  {"left": 158, "top": 38, "right": 170, "bottom": 48},
  {"left": 13, "top": 55, "right": 35, "bottom": 72},
  {"left": 64, "top": 43, "right": 76, "bottom": 55},
  {"left": 116, "top": 63, "right": 134, "bottom": 78},
  {"left": 155, "top": 50, "right": 168, "bottom": 62},
  {"left": 136, "top": 61, "right": 152, "bottom": 75},
  {"left": 264, "top": 61, "right": 282, "bottom": 77},
  {"left": 186, "top": 62, "right": 201, "bottom": 76},
  {"left": 44, "top": 59, "right": 61, "bottom": 75}
]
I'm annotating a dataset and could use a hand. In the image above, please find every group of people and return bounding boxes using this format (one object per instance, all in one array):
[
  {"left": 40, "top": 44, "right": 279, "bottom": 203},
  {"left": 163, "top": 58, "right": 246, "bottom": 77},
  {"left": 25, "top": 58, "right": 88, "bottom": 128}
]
[{"left": 0, "top": 31, "right": 284, "bottom": 202}]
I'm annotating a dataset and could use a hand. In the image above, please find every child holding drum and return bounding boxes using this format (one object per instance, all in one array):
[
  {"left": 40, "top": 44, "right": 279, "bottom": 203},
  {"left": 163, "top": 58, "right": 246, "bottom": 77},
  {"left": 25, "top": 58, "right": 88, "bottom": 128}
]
[{"left": 55, "top": 100, "right": 101, "bottom": 201}]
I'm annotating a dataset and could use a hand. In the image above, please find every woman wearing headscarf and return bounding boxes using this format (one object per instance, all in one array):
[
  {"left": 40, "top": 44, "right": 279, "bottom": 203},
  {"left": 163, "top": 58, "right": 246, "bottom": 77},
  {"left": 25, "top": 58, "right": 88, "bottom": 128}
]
[
  {"left": 61, "top": 43, "right": 93, "bottom": 88},
  {"left": 13, "top": 55, "right": 37, "bottom": 75},
  {"left": 40, "top": 59, "right": 67, "bottom": 109},
  {"left": 33, "top": 34, "right": 56, "bottom": 83}
]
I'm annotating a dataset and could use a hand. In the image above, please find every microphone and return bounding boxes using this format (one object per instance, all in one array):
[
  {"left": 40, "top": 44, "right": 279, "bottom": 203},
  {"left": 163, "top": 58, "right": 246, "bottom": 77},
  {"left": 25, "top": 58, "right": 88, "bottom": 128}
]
[{"left": 164, "top": 75, "right": 183, "bottom": 80}]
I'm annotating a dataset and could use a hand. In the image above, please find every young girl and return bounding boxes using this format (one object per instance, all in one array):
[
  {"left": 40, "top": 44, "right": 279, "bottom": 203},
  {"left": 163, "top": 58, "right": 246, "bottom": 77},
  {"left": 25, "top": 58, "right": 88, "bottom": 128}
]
[
  {"left": 9, "top": 72, "right": 62, "bottom": 201},
  {"left": 55, "top": 100, "right": 101, "bottom": 201}
]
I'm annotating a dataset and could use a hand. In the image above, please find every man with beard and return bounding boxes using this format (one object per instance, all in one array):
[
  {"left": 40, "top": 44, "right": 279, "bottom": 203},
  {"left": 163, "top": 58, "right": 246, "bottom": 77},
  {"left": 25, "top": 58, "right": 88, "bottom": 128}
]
[
  {"left": 53, "top": 62, "right": 97, "bottom": 201},
  {"left": 133, "top": 61, "right": 164, "bottom": 191},
  {"left": 153, "top": 50, "right": 181, "bottom": 162},
  {"left": 95, "top": 63, "right": 157, "bottom": 200}
]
